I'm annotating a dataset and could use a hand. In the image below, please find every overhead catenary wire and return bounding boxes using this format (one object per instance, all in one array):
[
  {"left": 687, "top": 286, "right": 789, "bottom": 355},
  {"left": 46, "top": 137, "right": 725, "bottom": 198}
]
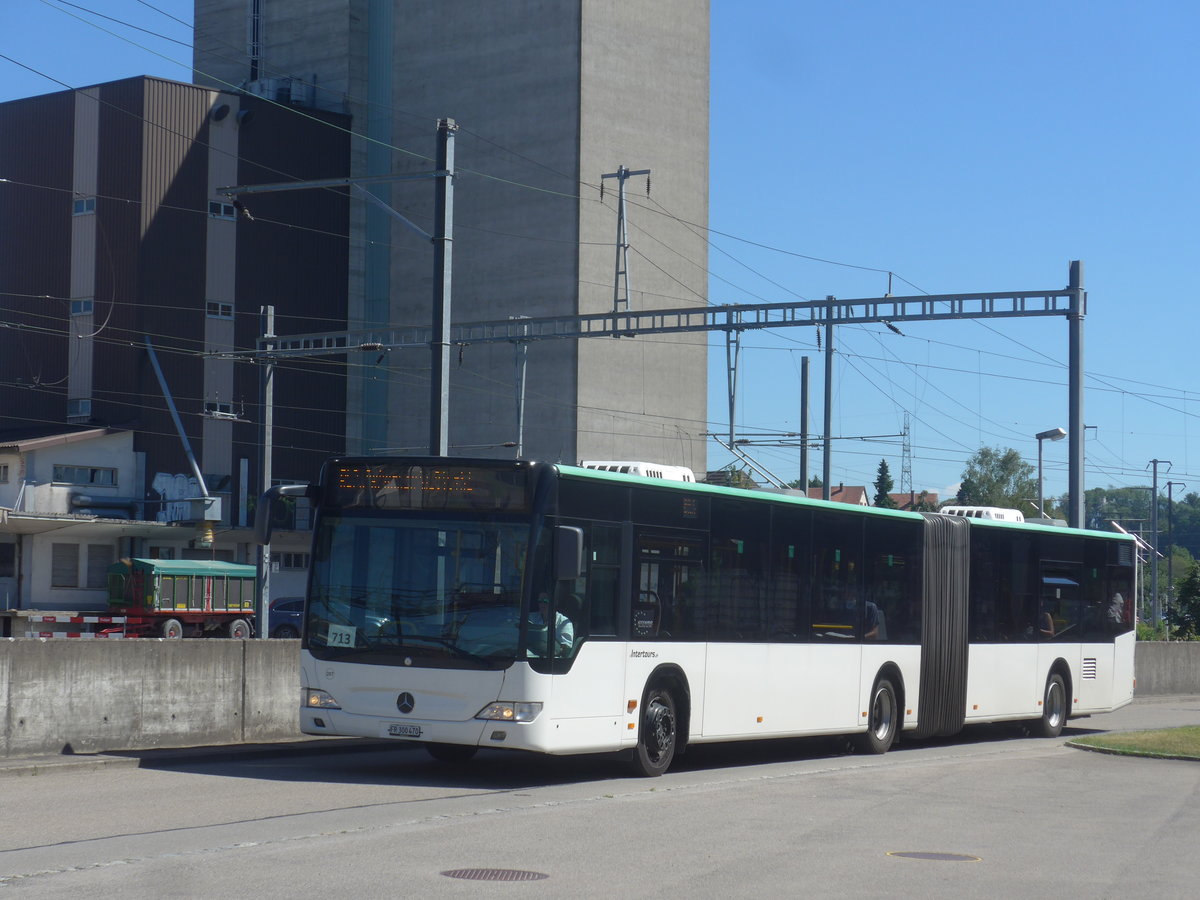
[{"left": 4, "top": 6, "right": 1192, "bottom": 491}]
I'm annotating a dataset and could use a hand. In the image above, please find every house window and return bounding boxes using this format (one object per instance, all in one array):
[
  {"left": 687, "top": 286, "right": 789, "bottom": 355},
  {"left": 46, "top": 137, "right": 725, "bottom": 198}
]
[
  {"left": 86, "top": 544, "right": 114, "bottom": 589},
  {"left": 66, "top": 399, "right": 92, "bottom": 420},
  {"left": 206, "top": 301, "right": 234, "bottom": 319},
  {"left": 0, "top": 543, "right": 14, "bottom": 578},
  {"left": 72, "top": 196, "right": 97, "bottom": 215},
  {"left": 51, "top": 543, "right": 79, "bottom": 588},
  {"left": 148, "top": 546, "right": 176, "bottom": 560},
  {"left": 271, "top": 551, "right": 310, "bottom": 571},
  {"left": 52, "top": 465, "right": 116, "bottom": 486},
  {"left": 208, "top": 200, "right": 236, "bottom": 220},
  {"left": 0, "top": 463, "right": 9, "bottom": 483},
  {"left": 71, "top": 299, "right": 94, "bottom": 315}
]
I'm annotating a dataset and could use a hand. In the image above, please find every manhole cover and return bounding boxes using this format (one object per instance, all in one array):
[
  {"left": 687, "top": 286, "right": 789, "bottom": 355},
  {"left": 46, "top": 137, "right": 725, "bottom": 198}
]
[
  {"left": 441, "top": 868, "right": 549, "bottom": 882},
  {"left": 888, "top": 851, "right": 981, "bottom": 862}
]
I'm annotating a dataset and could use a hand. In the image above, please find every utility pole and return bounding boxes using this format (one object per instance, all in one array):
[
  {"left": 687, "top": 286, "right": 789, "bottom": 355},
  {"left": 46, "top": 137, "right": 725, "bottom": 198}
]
[
  {"left": 823, "top": 297, "right": 835, "bottom": 501},
  {"left": 430, "top": 118, "right": 457, "bottom": 456},
  {"left": 1149, "top": 459, "right": 1170, "bottom": 627},
  {"left": 900, "top": 411, "right": 913, "bottom": 496},
  {"left": 601, "top": 165, "right": 650, "bottom": 315},
  {"left": 799, "top": 356, "right": 809, "bottom": 489},
  {"left": 1067, "top": 261, "right": 1086, "bottom": 528},
  {"left": 726, "top": 331, "right": 741, "bottom": 451},
  {"left": 511, "top": 316, "right": 530, "bottom": 459},
  {"left": 258, "top": 305, "right": 275, "bottom": 638}
]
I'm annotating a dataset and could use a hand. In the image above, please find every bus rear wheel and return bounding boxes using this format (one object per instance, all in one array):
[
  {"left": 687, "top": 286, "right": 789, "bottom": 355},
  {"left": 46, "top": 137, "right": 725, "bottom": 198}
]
[
  {"left": 1036, "top": 673, "right": 1067, "bottom": 738},
  {"left": 630, "top": 687, "right": 677, "bottom": 777},
  {"left": 855, "top": 677, "right": 898, "bottom": 754}
]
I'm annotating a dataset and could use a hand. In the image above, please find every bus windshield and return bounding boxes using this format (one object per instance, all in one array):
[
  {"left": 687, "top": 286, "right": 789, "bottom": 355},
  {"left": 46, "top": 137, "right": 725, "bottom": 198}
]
[{"left": 306, "top": 514, "right": 531, "bottom": 667}]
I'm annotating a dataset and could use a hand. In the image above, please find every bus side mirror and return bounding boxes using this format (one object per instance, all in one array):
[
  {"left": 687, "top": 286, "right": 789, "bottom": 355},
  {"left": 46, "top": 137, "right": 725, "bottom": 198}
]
[
  {"left": 254, "top": 483, "right": 311, "bottom": 545},
  {"left": 554, "top": 526, "right": 584, "bottom": 581}
]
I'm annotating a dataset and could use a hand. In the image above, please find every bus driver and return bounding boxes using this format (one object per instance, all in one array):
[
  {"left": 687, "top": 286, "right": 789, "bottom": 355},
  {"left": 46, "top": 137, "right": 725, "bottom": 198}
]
[{"left": 530, "top": 593, "right": 575, "bottom": 656}]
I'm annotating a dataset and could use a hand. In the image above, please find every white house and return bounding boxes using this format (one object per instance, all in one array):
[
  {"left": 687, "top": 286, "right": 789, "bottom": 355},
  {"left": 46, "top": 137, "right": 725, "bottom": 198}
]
[{"left": 1, "top": 427, "right": 309, "bottom": 613}]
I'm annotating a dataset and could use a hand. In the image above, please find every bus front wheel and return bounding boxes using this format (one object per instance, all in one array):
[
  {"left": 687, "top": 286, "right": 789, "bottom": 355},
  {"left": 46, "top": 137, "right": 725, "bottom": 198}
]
[
  {"left": 630, "top": 687, "right": 677, "bottom": 777},
  {"left": 1036, "top": 673, "right": 1067, "bottom": 738},
  {"left": 855, "top": 677, "right": 898, "bottom": 754}
]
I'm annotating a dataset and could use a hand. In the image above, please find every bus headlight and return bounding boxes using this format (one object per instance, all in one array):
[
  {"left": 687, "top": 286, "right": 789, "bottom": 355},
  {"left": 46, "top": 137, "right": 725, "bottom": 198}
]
[
  {"left": 304, "top": 689, "right": 341, "bottom": 709},
  {"left": 476, "top": 701, "right": 542, "bottom": 722}
]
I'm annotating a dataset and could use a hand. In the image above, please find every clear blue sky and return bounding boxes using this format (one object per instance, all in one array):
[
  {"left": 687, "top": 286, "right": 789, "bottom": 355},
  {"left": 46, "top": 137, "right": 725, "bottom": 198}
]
[{"left": 3, "top": 1, "right": 1197, "bottom": 508}]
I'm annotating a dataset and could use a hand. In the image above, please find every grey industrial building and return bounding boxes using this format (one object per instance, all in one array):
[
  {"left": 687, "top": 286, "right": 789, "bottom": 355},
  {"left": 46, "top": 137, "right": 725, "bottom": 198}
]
[
  {"left": 193, "top": 0, "right": 711, "bottom": 471},
  {"left": 1, "top": 2, "right": 711, "bottom": 609}
]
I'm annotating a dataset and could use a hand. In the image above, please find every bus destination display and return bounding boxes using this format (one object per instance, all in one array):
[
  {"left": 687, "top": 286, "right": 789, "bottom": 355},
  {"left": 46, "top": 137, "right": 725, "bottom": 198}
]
[{"left": 327, "top": 463, "right": 530, "bottom": 512}]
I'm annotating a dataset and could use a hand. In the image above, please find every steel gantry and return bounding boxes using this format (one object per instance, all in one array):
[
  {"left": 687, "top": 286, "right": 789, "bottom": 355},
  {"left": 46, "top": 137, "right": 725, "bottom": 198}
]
[{"left": 212, "top": 262, "right": 1088, "bottom": 526}]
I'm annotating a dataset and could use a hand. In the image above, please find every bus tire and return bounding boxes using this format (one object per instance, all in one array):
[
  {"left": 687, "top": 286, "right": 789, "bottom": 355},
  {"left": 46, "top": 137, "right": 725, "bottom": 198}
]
[
  {"left": 160, "top": 618, "right": 184, "bottom": 640},
  {"left": 425, "top": 743, "right": 478, "bottom": 764},
  {"left": 630, "top": 686, "right": 677, "bottom": 777},
  {"left": 855, "top": 677, "right": 898, "bottom": 754},
  {"left": 1036, "top": 673, "right": 1067, "bottom": 738},
  {"left": 227, "top": 618, "right": 251, "bottom": 639}
]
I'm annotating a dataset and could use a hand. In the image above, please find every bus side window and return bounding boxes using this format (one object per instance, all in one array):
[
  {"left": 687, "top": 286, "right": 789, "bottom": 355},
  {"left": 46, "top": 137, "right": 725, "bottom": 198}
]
[
  {"left": 810, "top": 512, "right": 863, "bottom": 640},
  {"left": 588, "top": 524, "right": 621, "bottom": 636}
]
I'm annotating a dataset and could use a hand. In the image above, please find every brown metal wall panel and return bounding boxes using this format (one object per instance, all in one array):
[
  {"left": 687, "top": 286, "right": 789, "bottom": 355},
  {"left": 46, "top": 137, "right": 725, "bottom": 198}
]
[
  {"left": 0, "top": 91, "right": 75, "bottom": 431},
  {"left": 90, "top": 79, "right": 148, "bottom": 436},
  {"left": 3, "top": 78, "right": 351, "bottom": 513},
  {"left": 233, "top": 96, "right": 351, "bottom": 493}
]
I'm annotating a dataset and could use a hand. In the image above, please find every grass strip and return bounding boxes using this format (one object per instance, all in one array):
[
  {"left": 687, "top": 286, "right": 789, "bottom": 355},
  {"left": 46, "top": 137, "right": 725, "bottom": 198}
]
[{"left": 1068, "top": 726, "right": 1200, "bottom": 760}]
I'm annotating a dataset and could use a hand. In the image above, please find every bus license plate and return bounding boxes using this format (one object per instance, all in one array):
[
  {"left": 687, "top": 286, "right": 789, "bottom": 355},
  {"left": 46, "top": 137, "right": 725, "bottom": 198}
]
[{"left": 387, "top": 723, "right": 422, "bottom": 738}]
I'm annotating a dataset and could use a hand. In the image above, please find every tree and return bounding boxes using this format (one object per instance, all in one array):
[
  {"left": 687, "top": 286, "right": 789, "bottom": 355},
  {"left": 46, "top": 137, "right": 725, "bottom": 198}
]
[
  {"left": 873, "top": 460, "right": 897, "bottom": 508},
  {"left": 955, "top": 446, "right": 1037, "bottom": 511},
  {"left": 1167, "top": 562, "right": 1200, "bottom": 638},
  {"left": 910, "top": 490, "right": 939, "bottom": 513}
]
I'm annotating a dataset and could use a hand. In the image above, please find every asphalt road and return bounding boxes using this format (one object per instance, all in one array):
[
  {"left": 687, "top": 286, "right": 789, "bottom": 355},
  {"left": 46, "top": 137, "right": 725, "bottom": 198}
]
[{"left": 2, "top": 695, "right": 1198, "bottom": 898}]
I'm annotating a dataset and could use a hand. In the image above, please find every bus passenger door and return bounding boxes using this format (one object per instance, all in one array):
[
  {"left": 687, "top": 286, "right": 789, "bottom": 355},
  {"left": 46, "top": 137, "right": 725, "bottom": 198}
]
[{"left": 625, "top": 530, "right": 709, "bottom": 736}]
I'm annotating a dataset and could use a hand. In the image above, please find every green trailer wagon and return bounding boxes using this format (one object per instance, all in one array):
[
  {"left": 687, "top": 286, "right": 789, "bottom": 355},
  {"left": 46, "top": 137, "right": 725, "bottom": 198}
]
[{"left": 106, "top": 558, "right": 258, "bottom": 638}]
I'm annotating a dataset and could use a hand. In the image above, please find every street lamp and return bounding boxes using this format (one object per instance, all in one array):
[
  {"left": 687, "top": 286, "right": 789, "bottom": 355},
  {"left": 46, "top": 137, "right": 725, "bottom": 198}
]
[{"left": 1036, "top": 427, "right": 1067, "bottom": 519}]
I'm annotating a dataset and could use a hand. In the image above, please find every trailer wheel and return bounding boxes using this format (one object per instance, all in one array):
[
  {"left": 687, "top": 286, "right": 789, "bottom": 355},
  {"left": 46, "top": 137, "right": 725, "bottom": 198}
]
[
  {"left": 160, "top": 618, "right": 184, "bottom": 640},
  {"left": 227, "top": 618, "right": 251, "bottom": 639}
]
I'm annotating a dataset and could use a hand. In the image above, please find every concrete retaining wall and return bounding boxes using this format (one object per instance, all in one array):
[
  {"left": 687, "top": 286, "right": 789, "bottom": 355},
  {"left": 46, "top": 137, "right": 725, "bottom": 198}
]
[
  {"left": 1, "top": 639, "right": 1198, "bottom": 758},
  {"left": 1132, "top": 642, "right": 1200, "bottom": 696},
  {"left": 0, "top": 638, "right": 298, "bottom": 758}
]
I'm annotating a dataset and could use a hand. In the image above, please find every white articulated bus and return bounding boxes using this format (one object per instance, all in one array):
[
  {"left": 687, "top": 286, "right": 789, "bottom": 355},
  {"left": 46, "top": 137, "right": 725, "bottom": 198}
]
[{"left": 258, "top": 458, "right": 1136, "bottom": 776}]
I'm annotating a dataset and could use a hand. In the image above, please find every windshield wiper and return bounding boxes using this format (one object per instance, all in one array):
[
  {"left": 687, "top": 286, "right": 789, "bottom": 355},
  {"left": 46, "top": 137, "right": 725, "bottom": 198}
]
[{"left": 400, "top": 633, "right": 492, "bottom": 666}]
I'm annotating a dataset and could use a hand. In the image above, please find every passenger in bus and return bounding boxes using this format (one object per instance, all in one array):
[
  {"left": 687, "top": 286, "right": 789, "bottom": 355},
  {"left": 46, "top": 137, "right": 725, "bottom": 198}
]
[
  {"left": 864, "top": 599, "right": 887, "bottom": 640},
  {"left": 1039, "top": 601, "right": 1056, "bottom": 639},
  {"left": 1107, "top": 592, "right": 1126, "bottom": 628}
]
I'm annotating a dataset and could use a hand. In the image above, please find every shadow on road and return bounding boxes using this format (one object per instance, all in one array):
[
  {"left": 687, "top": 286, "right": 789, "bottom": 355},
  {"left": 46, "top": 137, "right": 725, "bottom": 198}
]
[{"left": 120, "top": 716, "right": 1087, "bottom": 791}]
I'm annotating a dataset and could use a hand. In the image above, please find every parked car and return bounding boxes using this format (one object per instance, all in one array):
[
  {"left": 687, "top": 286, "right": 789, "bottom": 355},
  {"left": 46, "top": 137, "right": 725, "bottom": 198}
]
[
  {"left": 267, "top": 597, "right": 392, "bottom": 640},
  {"left": 268, "top": 597, "right": 304, "bottom": 639}
]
